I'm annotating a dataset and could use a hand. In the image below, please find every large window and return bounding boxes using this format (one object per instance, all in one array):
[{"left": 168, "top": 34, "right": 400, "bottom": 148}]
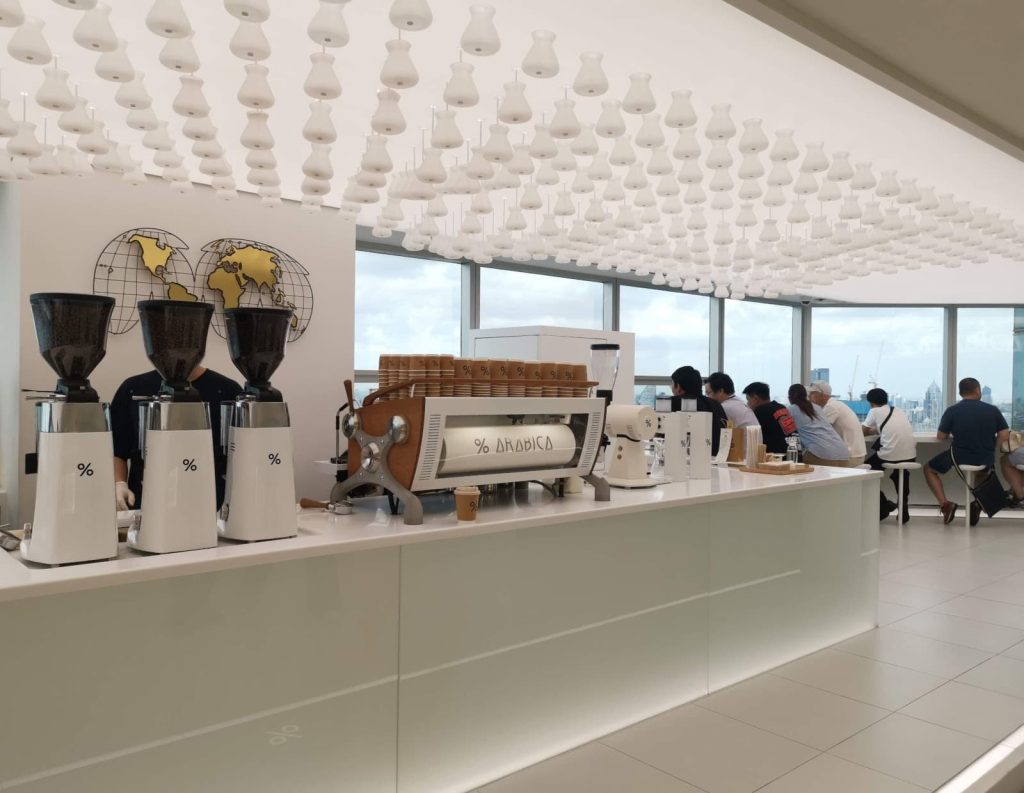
[
  {"left": 355, "top": 250, "right": 462, "bottom": 369},
  {"left": 957, "top": 308, "right": 1013, "bottom": 425},
  {"left": 724, "top": 300, "right": 794, "bottom": 399},
  {"left": 620, "top": 286, "right": 710, "bottom": 377},
  {"left": 479, "top": 268, "right": 604, "bottom": 330},
  {"left": 811, "top": 307, "right": 945, "bottom": 430}
]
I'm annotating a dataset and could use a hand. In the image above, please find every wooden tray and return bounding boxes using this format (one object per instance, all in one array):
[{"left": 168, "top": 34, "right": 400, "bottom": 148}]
[{"left": 739, "top": 464, "right": 815, "bottom": 475}]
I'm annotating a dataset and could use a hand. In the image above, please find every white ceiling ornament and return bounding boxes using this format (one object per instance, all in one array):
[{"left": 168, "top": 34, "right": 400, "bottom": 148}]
[{"left": 0, "top": 2, "right": 1020, "bottom": 293}]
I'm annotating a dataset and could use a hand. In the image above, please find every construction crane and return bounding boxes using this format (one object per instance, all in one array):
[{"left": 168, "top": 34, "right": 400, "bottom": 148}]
[
  {"left": 867, "top": 342, "right": 885, "bottom": 390},
  {"left": 847, "top": 355, "right": 859, "bottom": 401}
]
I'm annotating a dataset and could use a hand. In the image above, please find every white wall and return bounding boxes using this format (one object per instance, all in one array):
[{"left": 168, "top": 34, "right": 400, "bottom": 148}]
[
  {"left": 14, "top": 175, "right": 354, "bottom": 525},
  {"left": 0, "top": 183, "right": 21, "bottom": 527}
]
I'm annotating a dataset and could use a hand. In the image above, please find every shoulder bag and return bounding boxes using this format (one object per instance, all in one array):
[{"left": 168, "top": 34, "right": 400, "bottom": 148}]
[
  {"left": 870, "top": 407, "right": 894, "bottom": 452},
  {"left": 951, "top": 448, "right": 1005, "bottom": 518}
]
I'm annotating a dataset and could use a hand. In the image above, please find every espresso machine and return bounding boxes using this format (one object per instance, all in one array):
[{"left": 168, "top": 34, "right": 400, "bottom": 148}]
[
  {"left": 218, "top": 307, "right": 297, "bottom": 541},
  {"left": 22, "top": 293, "right": 118, "bottom": 565},
  {"left": 128, "top": 300, "right": 218, "bottom": 554}
]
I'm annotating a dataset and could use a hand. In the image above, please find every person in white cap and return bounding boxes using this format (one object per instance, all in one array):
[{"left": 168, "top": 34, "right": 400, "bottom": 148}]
[{"left": 808, "top": 380, "right": 867, "bottom": 467}]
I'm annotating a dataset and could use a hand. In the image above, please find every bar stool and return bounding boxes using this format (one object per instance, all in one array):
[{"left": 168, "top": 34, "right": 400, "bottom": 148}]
[
  {"left": 959, "top": 464, "right": 988, "bottom": 529},
  {"left": 883, "top": 462, "right": 921, "bottom": 527}
]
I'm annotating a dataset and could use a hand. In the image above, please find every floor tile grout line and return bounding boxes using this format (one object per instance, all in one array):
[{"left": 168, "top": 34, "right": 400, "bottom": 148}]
[
  {"left": 690, "top": 703, "right": 825, "bottom": 753},
  {"left": 596, "top": 739, "right": 714, "bottom": 793},
  {"left": 895, "top": 699, "right": 1024, "bottom": 744},
  {"left": 883, "top": 619, "right": 1024, "bottom": 655},
  {"left": 829, "top": 632, "right": 996, "bottom": 677},
  {"left": 928, "top": 603, "right": 1024, "bottom": 632},
  {"left": 718, "top": 668, "right": 901, "bottom": 715},
  {"left": 748, "top": 751, "right": 825, "bottom": 793}
]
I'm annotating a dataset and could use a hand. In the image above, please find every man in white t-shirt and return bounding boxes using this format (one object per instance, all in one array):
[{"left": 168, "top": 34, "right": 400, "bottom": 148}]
[
  {"left": 705, "top": 371, "right": 759, "bottom": 429},
  {"left": 862, "top": 387, "right": 918, "bottom": 523},
  {"left": 809, "top": 381, "right": 867, "bottom": 466}
]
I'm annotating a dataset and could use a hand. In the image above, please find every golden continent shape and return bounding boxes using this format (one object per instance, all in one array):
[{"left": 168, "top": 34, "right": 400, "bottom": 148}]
[
  {"left": 127, "top": 233, "right": 198, "bottom": 301},
  {"left": 210, "top": 244, "right": 299, "bottom": 328}
]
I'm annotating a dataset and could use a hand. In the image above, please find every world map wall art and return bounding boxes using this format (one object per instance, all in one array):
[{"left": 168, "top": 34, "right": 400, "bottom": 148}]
[{"left": 92, "top": 228, "right": 314, "bottom": 342}]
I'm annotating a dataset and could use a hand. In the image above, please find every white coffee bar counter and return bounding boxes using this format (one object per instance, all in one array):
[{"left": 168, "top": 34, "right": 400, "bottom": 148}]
[{"left": 0, "top": 466, "right": 880, "bottom": 793}]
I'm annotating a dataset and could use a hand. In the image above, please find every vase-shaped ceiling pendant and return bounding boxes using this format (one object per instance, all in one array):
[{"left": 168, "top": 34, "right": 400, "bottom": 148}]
[
  {"left": 238, "top": 62, "right": 274, "bottom": 107},
  {"left": 737, "top": 118, "right": 768, "bottom": 153},
  {"left": 172, "top": 75, "right": 209, "bottom": 117},
  {"left": 240, "top": 111, "right": 274, "bottom": 149},
  {"left": 159, "top": 32, "right": 199, "bottom": 72},
  {"left": 664, "top": 89, "right": 696, "bottom": 128},
  {"left": 36, "top": 65, "right": 76, "bottom": 111},
  {"left": 371, "top": 88, "right": 404, "bottom": 135},
  {"left": 622, "top": 72, "right": 655, "bottom": 114},
  {"left": 303, "top": 101, "right": 336, "bottom": 143},
  {"left": 550, "top": 98, "right": 580, "bottom": 139},
  {"left": 497, "top": 82, "right": 531, "bottom": 124},
  {"left": 304, "top": 52, "right": 340, "bottom": 100},
  {"left": 704, "top": 104, "right": 735, "bottom": 140},
  {"left": 114, "top": 73, "right": 151, "bottom": 110},
  {"left": 0, "top": 0, "right": 24, "bottom": 28},
  {"left": 361, "top": 135, "right": 392, "bottom": 173},
  {"left": 96, "top": 39, "right": 135, "bottom": 81},
  {"left": 73, "top": 3, "right": 117, "bottom": 52},
  {"left": 431, "top": 109, "right": 462, "bottom": 149},
  {"left": 308, "top": 1, "right": 349, "bottom": 47},
  {"left": 443, "top": 62, "right": 477, "bottom": 107},
  {"left": 224, "top": 0, "right": 270, "bottom": 23},
  {"left": 0, "top": 99, "right": 17, "bottom": 137},
  {"left": 389, "top": 0, "right": 431, "bottom": 31},
  {"left": 231, "top": 21, "right": 271, "bottom": 60},
  {"left": 380, "top": 39, "right": 418, "bottom": 89},
  {"left": 8, "top": 17, "right": 52, "bottom": 64},
  {"left": 522, "top": 29, "right": 557, "bottom": 78},
  {"left": 595, "top": 99, "right": 625, "bottom": 138},
  {"left": 460, "top": 3, "right": 499, "bottom": 56},
  {"left": 573, "top": 51, "right": 607, "bottom": 96},
  {"left": 146, "top": 0, "right": 191, "bottom": 39},
  {"left": 635, "top": 114, "right": 665, "bottom": 149}
]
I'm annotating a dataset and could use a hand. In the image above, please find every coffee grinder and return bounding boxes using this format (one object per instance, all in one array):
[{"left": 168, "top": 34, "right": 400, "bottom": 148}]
[
  {"left": 22, "top": 293, "right": 118, "bottom": 565},
  {"left": 128, "top": 299, "right": 218, "bottom": 554},
  {"left": 218, "top": 307, "right": 297, "bottom": 542}
]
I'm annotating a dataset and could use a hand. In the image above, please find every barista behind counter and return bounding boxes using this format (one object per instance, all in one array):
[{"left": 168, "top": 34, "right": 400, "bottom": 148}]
[
  {"left": 110, "top": 366, "right": 242, "bottom": 511},
  {"left": 669, "top": 366, "right": 728, "bottom": 456}
]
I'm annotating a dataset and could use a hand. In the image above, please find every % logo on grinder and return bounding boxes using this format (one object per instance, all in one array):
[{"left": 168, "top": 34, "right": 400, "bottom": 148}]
[
  {"left": 266, "top": 724, "right": 302, "bottom": 745},
  {"left": 181, "top": 458, "right": 198, "bottom": 472},
  {"left": 76, "top": 463, "right": 94, "bottom": 477},
  {"left": 268, "top": 453, "right": 281, "bottom": 465}
]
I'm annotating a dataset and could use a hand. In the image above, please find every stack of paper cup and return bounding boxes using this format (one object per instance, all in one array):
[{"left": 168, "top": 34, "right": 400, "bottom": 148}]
[
  {"left": 440, "top": 354, "right": 455, "bottom": 397},
  {"left": 491, "top": 359, "right": 509, "bottom": 397},
  {"left": 378, "top": 354, "right": 391, "bottom": 400},
  {"left": 558, "top": 362, "right": 574, "bottom": 397},
  {"left": 571, "top": 364, "right": 589, "bottom": 397},
  {"left": 425, "top": 355, "right": 441, "bottom": 397},
  {"left": 541, "top": 362, "right": 559, "bottom": 398},
  {"left": 453, "top": 357, "right": 472, "bottom": 397},
  {"left": 408, "top": 354, "right": 426, "bottom": 398},
  {"left": 472, "top": 359, "right": 491, "bottom": 397},
  {"left": 508, "top": 360, "right": 526, "bottom": 397},
  {"left": 397, "top": 355, "right": 410, "bottom": 399},
  {"left": 524, "top": 362, "right": 543, "bottom": 398}
]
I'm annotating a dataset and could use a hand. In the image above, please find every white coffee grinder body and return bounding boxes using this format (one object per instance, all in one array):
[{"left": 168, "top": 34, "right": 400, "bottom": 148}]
[
  {"left": 129, "top": 400, "right": 218, "bottom": 554},
  {"left": 219, "top": 401, "right": 297, "bottom": 541},
  {"left": 22, "top": 402, "right": 118, "bottom": 565}
]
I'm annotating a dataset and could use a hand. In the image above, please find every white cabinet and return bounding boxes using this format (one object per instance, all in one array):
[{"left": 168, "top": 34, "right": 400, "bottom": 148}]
[{"left": 469, "top": 325, "right": 636, "bottom": 404}]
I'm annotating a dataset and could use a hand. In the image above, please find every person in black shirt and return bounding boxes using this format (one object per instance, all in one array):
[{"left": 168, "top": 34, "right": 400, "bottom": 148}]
[
  {"left": 741, "top": 381, "right": 797, "bottom": 455},
  {"left": 669, "top": 365, "right": 728, "bottom": 456},
  {"left": 925, "top": 377, "right": 1009, "bottom": 525},
  {"left": 110, "top": 366, "right": 242, "bottom": 510}
]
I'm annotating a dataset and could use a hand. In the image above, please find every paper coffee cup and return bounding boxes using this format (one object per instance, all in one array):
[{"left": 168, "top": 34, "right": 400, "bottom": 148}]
[{"left": 454, "top": 485, "right": 480, "bottom": 521}]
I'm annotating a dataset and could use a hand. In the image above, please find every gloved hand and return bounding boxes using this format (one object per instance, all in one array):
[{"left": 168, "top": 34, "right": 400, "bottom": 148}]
[{"left": 115, "top": 481, "right": 135, "bottom": 511}]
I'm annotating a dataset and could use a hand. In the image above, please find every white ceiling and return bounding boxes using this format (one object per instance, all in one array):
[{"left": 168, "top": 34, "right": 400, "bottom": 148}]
[{"left": 2, "top": 0, "right": 1023, "bottom": 303}]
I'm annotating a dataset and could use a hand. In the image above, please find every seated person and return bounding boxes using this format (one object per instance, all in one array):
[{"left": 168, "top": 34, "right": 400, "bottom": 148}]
[
  {"left": 705, "top": 372, "right": 759, "bottom": 429},
  {"left": 742, "top": 381, "right": 797, "bottom": 455},
  {"left": 670, "top": 365, "right": 727, "bottom": 456},
  {"left": 808, "top": 380, "right": 867, "bottom": 467},
  {"left": 862, "top": 388, "right": 918, "bottom": 523},
  {"left": 1000, "top": 445, "right": 1024, "bottom": 507},
  {"left": 925, "top": 377, "right": 1009, "bottom": 526},
  {"left": 787, "top": 384, "right": 850, "bottom": 467},
  {"left": 111, "top": 364, "right": 242, "bottom": 511}
]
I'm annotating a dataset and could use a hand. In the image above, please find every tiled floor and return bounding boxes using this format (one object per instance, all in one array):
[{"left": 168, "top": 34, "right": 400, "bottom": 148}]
[{"left": 479, "top": 514, "right": 1024, "bottom": 792}]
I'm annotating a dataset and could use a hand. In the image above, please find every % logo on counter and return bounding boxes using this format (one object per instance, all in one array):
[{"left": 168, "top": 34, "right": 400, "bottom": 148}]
[
  {"left": 268, "top": 453, "right": 281, "bottom": 465},
  {"left": 266, "top": 724, "right": 302, "bottom": 746},
  {"left": 181, "top": 458, "right": 198, "bottom": 472},
  {"left": 76, "top": 462, "right": 94, "bottom": 477}
]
